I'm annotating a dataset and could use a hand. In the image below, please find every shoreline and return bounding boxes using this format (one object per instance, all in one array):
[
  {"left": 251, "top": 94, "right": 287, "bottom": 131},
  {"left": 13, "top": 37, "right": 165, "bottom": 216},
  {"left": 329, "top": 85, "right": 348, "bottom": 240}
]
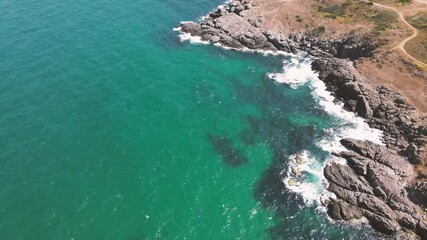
[{"left": 176, "top": 0, "right": 427, "bottom": 238}]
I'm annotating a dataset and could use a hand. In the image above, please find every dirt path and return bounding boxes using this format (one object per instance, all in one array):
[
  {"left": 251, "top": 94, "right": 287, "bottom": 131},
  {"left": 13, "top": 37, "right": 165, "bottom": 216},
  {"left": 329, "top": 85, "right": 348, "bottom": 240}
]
[{"left": 372, "top": 1, "right": 426, "bottom": 66}]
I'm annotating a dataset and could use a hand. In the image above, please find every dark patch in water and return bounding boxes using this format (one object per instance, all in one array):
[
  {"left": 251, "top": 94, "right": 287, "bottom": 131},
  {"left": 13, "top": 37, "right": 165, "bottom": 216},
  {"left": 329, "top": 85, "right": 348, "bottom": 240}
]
[
  {"left": 207, "top": 134, "right": 248, "bottom": 167},
  {"left": 253, "top": 161, "right": 303, "bottom": 217},
  {"left": 288, "top": 125, "right": 317, "bottom": 150},
  {"left": 238, "top": 129, "right": 256, "bottom": 146}
]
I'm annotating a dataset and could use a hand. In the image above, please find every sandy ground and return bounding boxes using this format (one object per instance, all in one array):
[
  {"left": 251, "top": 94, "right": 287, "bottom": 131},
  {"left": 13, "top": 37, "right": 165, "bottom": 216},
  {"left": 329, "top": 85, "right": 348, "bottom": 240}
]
[
  {"left": 356, "top": 53, "right": 427, "bottom": 112},
  {"left": 251, "top": 0, "right": 427, "bottom": 112}
]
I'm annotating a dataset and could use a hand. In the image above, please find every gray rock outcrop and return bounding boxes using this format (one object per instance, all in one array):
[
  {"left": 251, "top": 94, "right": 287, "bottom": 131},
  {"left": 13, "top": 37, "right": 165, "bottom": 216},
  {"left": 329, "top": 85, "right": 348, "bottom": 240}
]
[
  {"left": 311, "top": 58, "right": 427, "bottom": 158},
  {"left": 312, "top": 58, "right": 427, "bottom": 238},
  {"left": 179, "top": 0, "right": 378, "bottom": 59},
  {"left": 326, "top": 139, "right": 427, "bottom": 238}
]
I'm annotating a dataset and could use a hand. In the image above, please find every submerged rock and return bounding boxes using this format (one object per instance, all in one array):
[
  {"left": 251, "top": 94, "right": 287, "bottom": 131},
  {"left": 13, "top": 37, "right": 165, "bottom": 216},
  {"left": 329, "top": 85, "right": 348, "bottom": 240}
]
[
  {"left": 295, "top": 155, "right": 306, "bottom": 165},
  {"left": 207, "top": 134, "right": 249, "bottom": 167},
  {"left": 291, "top": 167, "right": 300, "bottom": 175},
  {"left": 287, "top": 178, "right": 297, "bottom": 186}
]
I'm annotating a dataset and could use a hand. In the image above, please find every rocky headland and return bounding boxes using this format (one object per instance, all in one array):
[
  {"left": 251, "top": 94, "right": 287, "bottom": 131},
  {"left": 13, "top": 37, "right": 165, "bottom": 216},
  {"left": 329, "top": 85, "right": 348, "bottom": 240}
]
[{"left": 178, "top": 0, "right": 427, "bottom": 238}]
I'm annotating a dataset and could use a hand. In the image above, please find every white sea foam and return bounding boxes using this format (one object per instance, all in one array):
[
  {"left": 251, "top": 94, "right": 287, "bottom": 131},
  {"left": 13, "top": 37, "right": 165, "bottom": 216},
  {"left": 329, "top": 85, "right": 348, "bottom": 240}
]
[
  {"left": 269, "top": 56, "right": 384, "bottom": 205},
  {"left": 173, "top": 26, "right": 210, "bottom": 45},
  {"left": 267, "top": 57, "right": 316, "bottom": 89},
  {"left": 282, "top": 151, "right": 332, "bottom": 206},
  {"left": 268, "top": 57, "right": 383, "bottom": 151},
  {"left": 308, "top": 69, "right": 383, "bottom": 151},
  {"left": 174, "top": 22, "right": 295, "bottom": 57}
]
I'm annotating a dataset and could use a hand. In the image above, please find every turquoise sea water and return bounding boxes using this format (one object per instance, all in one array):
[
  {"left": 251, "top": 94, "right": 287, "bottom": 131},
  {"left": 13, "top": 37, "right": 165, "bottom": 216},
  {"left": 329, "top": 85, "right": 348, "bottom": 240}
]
[{"left": 0, "top": 0, "right": 388, "bottom": 239}]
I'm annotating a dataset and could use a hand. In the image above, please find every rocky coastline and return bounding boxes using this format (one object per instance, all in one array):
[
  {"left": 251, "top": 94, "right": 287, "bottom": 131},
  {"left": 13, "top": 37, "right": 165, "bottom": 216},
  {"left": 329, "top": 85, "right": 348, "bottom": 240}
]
[{"left": 177, "top": 0, "right": 427, "bottom": 238}]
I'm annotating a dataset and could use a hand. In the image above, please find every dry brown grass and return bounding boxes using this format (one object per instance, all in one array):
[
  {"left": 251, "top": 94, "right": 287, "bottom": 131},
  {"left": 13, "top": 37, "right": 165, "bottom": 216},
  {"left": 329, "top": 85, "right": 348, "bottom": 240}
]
[
  {"left": 356, "top": 52, "right": 427, "bottom": 112},
  {"left": 405, "top": 11, "right": 427, "bottom": 63},
  {"left": 405, "top": 32, "right": 427, "bottom": 64},
  {"left": 318, "top": 0, "right": 399, "bottom": 35}
]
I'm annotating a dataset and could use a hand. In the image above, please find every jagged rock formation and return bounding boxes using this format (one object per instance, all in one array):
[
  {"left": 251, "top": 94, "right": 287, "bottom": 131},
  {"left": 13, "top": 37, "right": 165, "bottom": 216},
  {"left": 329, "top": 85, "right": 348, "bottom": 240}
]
[
  {"left": 312, "top": 58, "right": 427, "bottom": 239},
  {"left": 179, "top": 0, "right": 377, "bottom": 59},
  {"left": 311, "top": 58, "right": 427, "bottom": 161},
  {"left": 325, "top": 139, "right": 427, "bottom": 237},
  {"left": 177, "top": 0, "right": 427, "bottom": 238}
]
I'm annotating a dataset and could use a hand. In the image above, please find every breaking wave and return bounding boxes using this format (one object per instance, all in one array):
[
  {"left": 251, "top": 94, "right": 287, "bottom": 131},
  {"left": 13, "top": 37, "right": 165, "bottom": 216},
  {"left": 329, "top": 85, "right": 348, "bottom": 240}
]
[{"left": 269, "top": 57, "right": 383, "bottom": 205}]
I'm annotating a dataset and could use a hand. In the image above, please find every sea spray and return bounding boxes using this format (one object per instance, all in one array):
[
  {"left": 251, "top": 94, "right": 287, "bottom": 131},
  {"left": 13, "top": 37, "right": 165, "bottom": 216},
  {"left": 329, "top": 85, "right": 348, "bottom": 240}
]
[
  {"left": 173, "top": 24, "right": 210, "bottom": 45},
  {"left": 281, "top": 151, "right": 329, "bottom": 206},
  {"left": 268, "top": 57, "right": 383, "bottom": 205},
  {"left": 268, "top": 57, "right": 383, "bottom": 150},
  {"left": 267, "top": 58, "right": 314, "bottom": 89}
]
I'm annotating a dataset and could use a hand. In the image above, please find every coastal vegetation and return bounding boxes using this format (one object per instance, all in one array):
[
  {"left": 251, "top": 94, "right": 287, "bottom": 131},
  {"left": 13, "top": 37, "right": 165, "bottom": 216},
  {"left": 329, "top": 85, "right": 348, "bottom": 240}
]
[
  {"left": 406, "top": 12, "right": 427, "bottom": 62},
  {"left": 311, "top": 26, "right": 326, "bottom": 36},
  {"left": 370, "top": 10, "right": 398, "bottom": 32},
  {"left": 318, "top": 0, "right": 398, "bottom": 35}
]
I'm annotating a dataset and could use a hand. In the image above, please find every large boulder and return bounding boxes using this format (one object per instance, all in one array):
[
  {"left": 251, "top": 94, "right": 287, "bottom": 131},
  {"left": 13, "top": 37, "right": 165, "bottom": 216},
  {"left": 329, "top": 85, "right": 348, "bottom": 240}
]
[
  {"left": 324, "top": 138, "right": 427, "bottom": 238},
  {"left": 312, "top": 58, "right": 427, "bottom": 157}
]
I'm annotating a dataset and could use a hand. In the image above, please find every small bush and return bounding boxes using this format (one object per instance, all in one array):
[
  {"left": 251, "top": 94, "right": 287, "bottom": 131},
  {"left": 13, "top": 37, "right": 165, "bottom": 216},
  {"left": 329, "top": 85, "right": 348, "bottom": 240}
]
[
  {"left": 342, "top": 0, "right": 353, "bottom": 8},
  {"left": 322, "top": 4, "right": 345, "bottom": 18},
  {"left": 309, "top": 26, "right": 326, "bottom": 36},
  {"left": 316, "top": 26, "right": 326, "bottom": 34},
  {"left": 370, "top": 10, "right": 398, "bottom": 31}
]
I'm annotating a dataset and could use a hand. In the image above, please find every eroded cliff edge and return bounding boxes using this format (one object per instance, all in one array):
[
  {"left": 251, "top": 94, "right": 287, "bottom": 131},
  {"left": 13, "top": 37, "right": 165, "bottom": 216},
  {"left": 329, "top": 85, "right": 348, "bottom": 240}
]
[{"left": 177, "top": 0, "right": 427, "bottom": 238}]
